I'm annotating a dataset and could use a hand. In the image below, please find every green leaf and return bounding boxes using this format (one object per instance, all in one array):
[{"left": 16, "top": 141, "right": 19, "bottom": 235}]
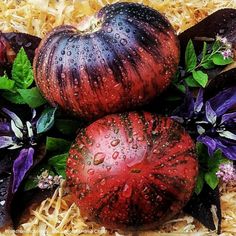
[
  {"left": 204, "top": 169, "right": 219, "bottom": 190},
  {"left": 201, "top": 42, "right": 208, "bottom": 63},
  {"left": 23, "top": 163, "right": 53, "bottom": 191},
  {"left": 46, "top": 137, "right": 71, "bottom": 154},
  {"left": 185, "top": 75, "right": 199, "bottom": 87},
  {"left": 175, "top": 84, "right": 186, "bottom": 93},
  {"left": 212, "top": 40, "right": 221, "bottom": 52},
  {"left": 55, "top": 119, "right": 81, "bottom": 136},
  {"left": 201, "top": 60, "right": 215, "bottom": 69},
  {"left": 17, "top": 87, "right": 47, "bottom": 108},
  {"left": 48, "top": 153, "right": 68, "bottom": 178},
  {"left": 12, "top": 47, "right": 34, "bottom": 89},
  {"left": 36, "top": 107, "right": 57, "bottom": 134},
  {"left": 0, "top": 74, "right": 15, "bottom": 90},
  {"left": 2, "top": 91, "right": 25, "bottom": 104},
  {"left": 185, "top": 39, "right": 197, "bottom": 72},
  {"left": 192, "top": 70, "right": 208, "bottom": 87},
  {"left": 212, "top": 53, "right": 234, "bottom": 66},
  {"left": 195, "top": 171, "right": 204, "bottom": 195}
]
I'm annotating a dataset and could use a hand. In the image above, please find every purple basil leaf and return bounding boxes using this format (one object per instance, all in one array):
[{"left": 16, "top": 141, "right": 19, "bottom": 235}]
[
  {"left": 221, "top": 111, "right": 236, "bottom": 124},
  {"left": 0, "top": 122, "right": 11, "bottom": 135},
  {"left": 209, "top": 87, "right": 236, "bottom": 116},
  {"left": 12, "top": 147, "right": 34, "bottom": 193},
  {"left": 214, "top": 140, "right": 236, "bottom": 160},
  {"left": 4, "top": 32, "right": 41, "bottom": 63},
  {"left": 197, "top": 135, "right": 217, "bottom": 156},
  {"left": 194, "top": 89, "right": 204, "bottom": 113},
  {"left": 0, "top": 136, "right": 13, "bottom": 148},
  {"left": 205, "top": 101, "right": 217, "bottom": 124},
  {"left": 2, "top": 108, "right": 23, "bottom": 129}
]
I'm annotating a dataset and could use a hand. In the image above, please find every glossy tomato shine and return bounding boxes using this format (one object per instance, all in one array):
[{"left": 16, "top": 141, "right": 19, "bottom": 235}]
[
  {"left": 66, "top": 112, "right": 198, "bottom": 230},
  {"left": 34, "top": 2, "right": 180, "bottom": 120}
]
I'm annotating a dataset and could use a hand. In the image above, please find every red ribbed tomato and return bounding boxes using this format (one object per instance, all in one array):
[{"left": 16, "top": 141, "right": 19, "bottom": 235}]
[
  {"left": 66, "top": 112, "right": 198, "bottom": 230},
  {"left": 33, "top": 2, "right": 179, "bottom": 120}
]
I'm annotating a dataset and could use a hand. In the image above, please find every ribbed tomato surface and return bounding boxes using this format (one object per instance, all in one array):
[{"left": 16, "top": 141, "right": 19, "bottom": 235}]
[
  {"left": 66, "top": 112, "right": 198, "bottom": 230},
  {"left": 34, "top": 2, "right": 179, "bottom": 120}
]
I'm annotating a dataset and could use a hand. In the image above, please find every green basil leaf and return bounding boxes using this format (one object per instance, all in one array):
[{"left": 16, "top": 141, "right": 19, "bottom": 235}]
[
  {"left": 201, "top": 60, "right": 215, "bottom": 69},
  {"left": 185, "top": 39, "right": 197, "bottom": 72},
  {"left": 46, "top": 137, "right": 71, "bottom": 154},
  {"left": 55, "top": 119, "right": 81, "bottom": 136},
  {"left": 175, "top": 84, "right": 186, "bottom": 93},
  {"left": 48, "top": 153, "right": 68, "bottom": 178},
  {"left": 192, "top": 70, "right": 208, "bottom": 87},
  {"left": 23, "top": 163, "right": 53, "bottom": 191},
  {"left": 185, "top": 75, "right": 199, "bottom": 87},
  {"left": 195, "top": 171, "right": 204, "bottom": 195},
  {"left": 17, "top": 87, "right": 47, "bottom": 108},
  {"left": 204, "top": 169, "right": 219, "bottom": 190},
  {"left": 36, "top": 107, "right": 57, "bottom": 134},
  {"left": 212, "top": 53, "right": 234, "bottom": 66},
  {"left": 12, "top": 47, "right": 34, "bottom": 89},
  {"left": 0, "top": 74, "right": 15, "bottom": 90},
  {"left": 2, "top": 91, "right": 25, "bottom": 104},
  {"left": 201, "top": 42, "right": 208, "bottom": 63},
  {"left": 212, "top": 40, "right": 221, "bottom": 52}
]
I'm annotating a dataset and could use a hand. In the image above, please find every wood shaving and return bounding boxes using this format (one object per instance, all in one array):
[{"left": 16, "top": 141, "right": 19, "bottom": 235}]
[{"left": 0, "top": 0, "right": 236, "bottom": 37}]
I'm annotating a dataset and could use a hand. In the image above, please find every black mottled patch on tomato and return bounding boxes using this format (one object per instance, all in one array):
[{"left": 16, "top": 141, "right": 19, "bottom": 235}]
[
  {"left": 101, "top": 2, "right": 172, "bottom": 34},
  {"left": 119, "top": 113, "right": 133, "bottom": 138},
  {"left": 153, "top": 173, "right": 189, "bottom": 193},
  {"left": 127, "top": 198, "right": 143, "bottom": 227},
  {"left": 94, "top": 187, "right": 121, "bottom": 221}
]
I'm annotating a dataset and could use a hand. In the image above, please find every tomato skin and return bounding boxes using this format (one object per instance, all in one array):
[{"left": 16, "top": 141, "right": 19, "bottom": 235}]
[
  {"left": 33, "top": 2, "right": 180, "bottom": 120},
  {"left": 66, "top": 112, "right": 198, "bottom": 230}
]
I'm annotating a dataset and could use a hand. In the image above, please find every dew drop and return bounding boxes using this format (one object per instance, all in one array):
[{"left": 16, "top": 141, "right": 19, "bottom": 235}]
[
  {"left": 107, "top": 27, "right": 113, "bottom": 33},
  {"left": 112, "top": 151, "right": 119, "bottom": 160},
  {"left": 93, "top": 152, "right": 106, "bottom": 165},
  {"left": 100, "top": 178, "right": 106, "bottom": 185},
  {"left": 61, "top": 50, "right": 65, "bottom": 55},
  {"left": 61, "top": 73, "right": 66, "bottom": 79},
  {"left": 67, "top": 51, "right": 72, "bottom": 56},
  {"left": 120, "top": 38, "right": 128, "bottom": 46},
  {"left": 111, "top": 139, "right": 120, "bottom": 147},
  {"left": 87, "top": 169, "right": 95, "bottom": 175},
  {"left": 115, "top": 33, "right": 120, "bottom": 39},
  {"left": 106, "top": 166, "right": 111, "bottom": 171},
  {"left": 122, "top": 184, "right": 132, "bottom": 198},
  {"left": 156, "top": 195, "right": 162, "bottom": 202}
]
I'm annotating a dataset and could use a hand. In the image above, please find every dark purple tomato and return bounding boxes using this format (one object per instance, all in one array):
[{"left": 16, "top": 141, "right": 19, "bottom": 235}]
[
  {"left": 34, "top": 2, "right": 180, "bottom": 120},
  {"left": 66, "top": 112, "right": 198, "bottom": 230}
]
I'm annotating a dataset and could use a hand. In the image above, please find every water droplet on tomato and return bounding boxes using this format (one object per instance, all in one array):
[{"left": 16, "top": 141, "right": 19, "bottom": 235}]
[
  {"left": 120, "top": 38, "right": 127, "bottom": 46},
  {"left": 87, "top": 169, "right": 95, "bottom": 175},
  {"left": 137, "top": 136, "right": 144, "bottom": 141},
  {"left": 122, "top": 184, "right": 132, "bottom": 198},
  {"left": 61, "top": 50, "right": 65, "bottom": 55},
  {"left": 61, "top": 73, "right": 66, "bottom": 79},
  {"left": 67, "top": 51, "right": 72, "bottom": 56},
  {"left": 128, "top": 137, "right": 133, "bottom": 143},
  {"left": 156, "top": 195, "right": 162, "bottom": 202},
  {"left": 115, "top": 33, "right": 120, "bottom": 39},
  {"left": 93, "top": 152, "right": 106, "bottom": 165},
  {"left": 106, "top": 166, "right": 111, "bottom": 171},
  {"left": 111, "top": 139, "right": 120, "bottom": 147},
  {"left": 132, "top": 144, "right": 138, "bottom": 149},
  {"left": 107, "top": 27, "right": 113, "bottom": 33},
  {"left": 100, "top": 178, "right": 106, "bottom": 185},
  {"left": 112, "top": 151, "right": 119, "bottom": 159}
]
